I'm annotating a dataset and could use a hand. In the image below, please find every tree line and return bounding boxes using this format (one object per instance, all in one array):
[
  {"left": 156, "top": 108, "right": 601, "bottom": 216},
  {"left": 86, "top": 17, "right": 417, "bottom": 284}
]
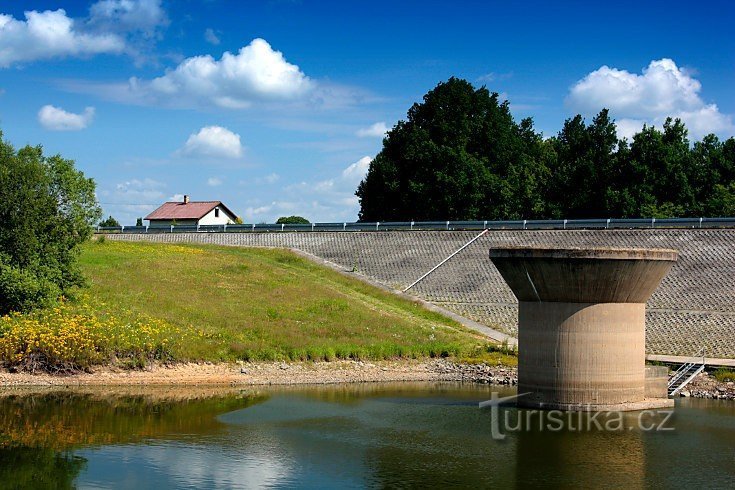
[{"left": 357, "top": 78, "right": 735, "bottom": 221}]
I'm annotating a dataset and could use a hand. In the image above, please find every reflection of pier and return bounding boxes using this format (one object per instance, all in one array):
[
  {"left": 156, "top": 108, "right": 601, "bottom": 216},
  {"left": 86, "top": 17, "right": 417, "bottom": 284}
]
[{"left": 489, "top": 247, "right": 677, "bottom": 411}]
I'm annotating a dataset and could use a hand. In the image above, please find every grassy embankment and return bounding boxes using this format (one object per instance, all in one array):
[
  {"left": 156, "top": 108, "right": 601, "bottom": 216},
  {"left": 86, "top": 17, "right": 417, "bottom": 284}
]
[{"left": 0, "top": 240, "right": 515, "bottom": 372}]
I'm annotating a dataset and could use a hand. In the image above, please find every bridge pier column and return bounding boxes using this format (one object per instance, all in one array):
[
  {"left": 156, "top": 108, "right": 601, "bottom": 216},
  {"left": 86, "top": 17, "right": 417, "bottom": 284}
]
[{"left": 489, "top": 247, "right": 677, "bottom": 411}]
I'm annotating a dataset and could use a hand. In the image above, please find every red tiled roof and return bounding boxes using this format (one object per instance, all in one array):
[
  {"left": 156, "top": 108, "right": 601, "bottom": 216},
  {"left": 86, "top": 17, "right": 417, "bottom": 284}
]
[{"left": 146, "top": 201, "right": 226, "bottom": 220}]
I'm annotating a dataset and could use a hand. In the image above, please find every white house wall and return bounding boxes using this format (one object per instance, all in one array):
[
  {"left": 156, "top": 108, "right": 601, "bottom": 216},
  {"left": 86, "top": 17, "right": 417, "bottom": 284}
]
[{"left": 198, "top": 207, "right": 236, "bottom": 225}]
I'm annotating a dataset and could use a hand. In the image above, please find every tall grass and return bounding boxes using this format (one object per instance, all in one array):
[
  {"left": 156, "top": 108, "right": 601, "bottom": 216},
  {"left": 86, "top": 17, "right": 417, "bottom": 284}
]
[{"left": 0, "top": 240, "right": 507, "bottom": 371}]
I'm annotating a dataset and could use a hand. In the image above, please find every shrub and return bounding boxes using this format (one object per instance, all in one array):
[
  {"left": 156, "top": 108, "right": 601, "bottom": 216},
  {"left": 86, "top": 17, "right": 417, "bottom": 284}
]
[
  {"left": 0, "top": 258, "right": 60, "bottom": 313},
  {"left": 276, "top": 215, "right": 310, "bottom": 224},
  {"left": 0, "top": 131, "right": 101, "bottom": 315},
  {"left": 0, "top": 299, "right": 202, "bottom": 373},
  {"left": 713, "top": 368, "right": 735, "bottom": 382}
]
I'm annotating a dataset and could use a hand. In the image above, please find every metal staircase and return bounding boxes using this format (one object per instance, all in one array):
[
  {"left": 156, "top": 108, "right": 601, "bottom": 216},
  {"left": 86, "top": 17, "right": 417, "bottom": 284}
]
[{"left": 668, "top": 348, "right": 706, "bottom": 396}]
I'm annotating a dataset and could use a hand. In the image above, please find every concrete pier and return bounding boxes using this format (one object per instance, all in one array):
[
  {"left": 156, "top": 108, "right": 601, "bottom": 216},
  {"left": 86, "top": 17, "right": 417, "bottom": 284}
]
[{"left": 489, "top": 247, "right": 677, "bottom": 411}]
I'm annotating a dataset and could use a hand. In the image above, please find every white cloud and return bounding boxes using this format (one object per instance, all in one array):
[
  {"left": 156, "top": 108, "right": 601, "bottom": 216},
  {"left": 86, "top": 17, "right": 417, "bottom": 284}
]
[
  {"left": 567, "top": 58, "right": 735, "bottom": 139},
  {"left": 179, "top": 126, "right": 243, "bottom": 159},
  {"left": 38, "top": 105, "right": 95, "bottom": 131},
  {"left": 124, "top": 38, "right": 312, "bottom": 109},
  {"left": 477, "top": 72, "right": 512, "bottom": 83},
  {"left": 252, "top": 173, "right": 279, "bottom": 185},
  {"left": 356, "top": 122, "right": 388, "bottom": 138},
  {"left": 0, "top": 9, "right": 124, "bottom": 67},
  {"left": 245, "top": 156, "right": 372, "bottom": 222},
  {"left": 204, "top": 28, "right": 220, "bottom": 45},
  {"left": 341, "top": 156, "right": 372, "bottom": 181},
  {"left": 88, "top": 0, "right": 167, "bottom": 38},
  {"left": 97, "top": 177, "right": 167, "bottom": 224},
  {"left": 207, "top": 176, "right": 222, "bottom": 187}
]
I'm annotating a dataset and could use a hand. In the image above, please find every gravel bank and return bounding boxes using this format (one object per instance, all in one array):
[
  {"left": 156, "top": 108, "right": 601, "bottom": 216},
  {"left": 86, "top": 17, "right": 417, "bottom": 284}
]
[
  {"left": 679, "top": 372, "right": 735, "bottom": 400},
  {"left": 0, "top": 359, "right": 517, "bottom": 387}
]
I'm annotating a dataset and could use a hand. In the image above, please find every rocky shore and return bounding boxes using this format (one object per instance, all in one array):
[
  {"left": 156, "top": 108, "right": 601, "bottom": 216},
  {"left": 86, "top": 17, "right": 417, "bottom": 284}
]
[
  {"left": 0, "top": 359, "right": 517, "bottom": 387},
  {"left": 4, "top": 360, "right": 734, "bottom": 403},
  {"left": 678, "top": 372, "right": 735, "bottom": 400}
]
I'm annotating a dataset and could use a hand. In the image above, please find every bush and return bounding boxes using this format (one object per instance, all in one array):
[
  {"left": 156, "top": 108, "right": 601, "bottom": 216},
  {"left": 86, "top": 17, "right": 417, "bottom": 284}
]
[
  {"left": 0, "top": 299, "right": 201, "bottom": 373},
  {"left": 276, "top": 215, "right": 310, "bottom": 224},
  {"left": 712, "top": 368, "right": 735, "bottom": 382},
  {"left": 98, "top": 216, "right": 120, "bottom": 228},
  {"left": 0, "top": 258, "right": 60, "bottom": 313},
  {"left": 0, "top": 131, "right": 100, "bottom": 315}
]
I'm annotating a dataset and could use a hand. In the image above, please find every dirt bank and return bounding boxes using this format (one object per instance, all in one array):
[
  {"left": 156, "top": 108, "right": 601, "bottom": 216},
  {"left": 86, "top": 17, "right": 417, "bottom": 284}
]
[{"left": 0, "top": 359, "right": 518, "bottom": 387}]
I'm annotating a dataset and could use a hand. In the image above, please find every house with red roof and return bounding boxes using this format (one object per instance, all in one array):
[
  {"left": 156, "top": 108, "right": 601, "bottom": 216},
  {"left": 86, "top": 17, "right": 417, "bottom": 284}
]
[{"left": 145, "top": 195, "right": 238, "bottom": 227}]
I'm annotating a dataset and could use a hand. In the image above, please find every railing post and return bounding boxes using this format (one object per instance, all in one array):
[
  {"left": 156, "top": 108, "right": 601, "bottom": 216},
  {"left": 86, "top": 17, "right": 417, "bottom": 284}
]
[
  {"left": 523, "top": 219, "right": 527, "bottom": 230},
  {"left": 145, "top": 225, "right": 149, "bottom": 233},
  {"left": 483, "top": 220, "right": 487, "bottom": 230},
  {"left": 699, "top": 217, "right": 703, "bottom": 228},
  {"left": 446, "top": 220, "right": 450, "bottom": 230},
  {"left": 563, "top": 219, "right": 567, "bottom": 230},
  {"left": 281, "top": 223, "right": 285, "bottom": 232},
  {"left": 223, "top": 223, "right": 227, "bottom": 232},
  {"left": 411, "top": 220, "right": 414, "bottom": 230},
  {"left": 197, "top": 224, "right": 200, "bottom": 232},
  {"left": 170, "top": 225, "right": 174, "bottom": 233},
  {"left": 651, "top": 217, "right": 656, "bottom": 228},
  {"left": 343, "top": 222, "right": 346, "bottom": 231},
  {"left": 252, "top": 223, "right": 255, "bottom": 232},
  {"left": 376, "top": 221, "right": 380, "bottom": 231},
  {"left": 311, "top": 223, "right": 315, "bottom": 232},
  {"left": 606, "top": 218, "right": 610, "bottom": 229},
  {"left": 121, "top": 225, "right": 124, "bottom": 233}
]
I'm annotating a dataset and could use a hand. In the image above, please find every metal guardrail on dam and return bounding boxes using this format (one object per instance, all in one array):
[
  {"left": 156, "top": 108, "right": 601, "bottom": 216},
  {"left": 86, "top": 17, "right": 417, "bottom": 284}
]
[
  {"left": 102, "top": 226, "right": 735, "bottom": 360},
  {"left": 97, "top": 217, "right": 735, "bottom": 234}
]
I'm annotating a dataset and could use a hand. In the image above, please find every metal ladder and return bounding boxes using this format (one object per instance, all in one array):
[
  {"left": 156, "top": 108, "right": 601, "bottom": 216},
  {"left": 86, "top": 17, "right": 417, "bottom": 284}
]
[{"left": 668, "top": 347, "right": 706, "bottom": 396}]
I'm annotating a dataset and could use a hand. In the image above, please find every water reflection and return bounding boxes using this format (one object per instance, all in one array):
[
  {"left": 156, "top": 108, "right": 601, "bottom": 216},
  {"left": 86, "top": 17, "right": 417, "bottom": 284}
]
[{"left": 0, "top": 384, "right": 733, "bottom": 488}]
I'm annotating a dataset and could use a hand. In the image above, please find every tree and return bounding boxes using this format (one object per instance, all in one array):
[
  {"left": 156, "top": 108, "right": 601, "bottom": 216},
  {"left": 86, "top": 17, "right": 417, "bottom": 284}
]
[
  {"left": 99, "top": 216, "right": 120, "bottom": 227},
  {"left": 136, "top": 217, "right": 143, "bottom": 226},
  {"left": 546, "top": 110, "right": 619, "bottom": 218},
  {"left": 276, "top": 216, "right": 310, "bottom": 224},
  {"left": 0, "top": 131, "right": 101, "bottom": 314},
  {"left": 356, "top": 78, "right": 547, "bottom": 221}
]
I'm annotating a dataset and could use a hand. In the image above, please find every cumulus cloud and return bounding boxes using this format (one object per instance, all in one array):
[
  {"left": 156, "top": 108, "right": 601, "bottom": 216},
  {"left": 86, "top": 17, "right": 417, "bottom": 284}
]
[
  {"left": 88, "top": 0, "right": 167, "bottom": 37},
  {"left": 204, "top": 28, "right": 220, "bottom": 45},
  {"left": 96, "top": 177, "right": 168, "bottom": 224},
  {"left": 567, "top": 58, "right": 735, "bottom": 139},
  {"left": 0, "top": 9, "right": 124, "bottom": 67},
  {"left": 244, "top": 156, "right": 372, "bottom": 222},
  {"left": 207, "top": 177, "right": 222, "bottom": 187},
  {"left": 38, "top": 105, "right": 95, "bottom": 131},
  {"left": 179, "top": 126, "right": 243, "bottom": 159},
  {"left": 123, "top": 38, "right": 312, "bottom": 109},
  {"left": 356, "top": 122, "right": 388, "bottom": 138}
]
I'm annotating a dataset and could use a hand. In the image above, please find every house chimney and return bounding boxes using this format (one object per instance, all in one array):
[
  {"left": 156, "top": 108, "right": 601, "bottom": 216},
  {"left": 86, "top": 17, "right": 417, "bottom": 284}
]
[{"left": 184, "top": 195, "right": 190, "bottom": 204}]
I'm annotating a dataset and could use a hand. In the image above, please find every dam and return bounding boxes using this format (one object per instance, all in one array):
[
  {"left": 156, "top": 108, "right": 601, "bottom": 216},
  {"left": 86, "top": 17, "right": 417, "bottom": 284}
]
[{"left": 103, "top": 225, "right": 735, "bottom": 360}]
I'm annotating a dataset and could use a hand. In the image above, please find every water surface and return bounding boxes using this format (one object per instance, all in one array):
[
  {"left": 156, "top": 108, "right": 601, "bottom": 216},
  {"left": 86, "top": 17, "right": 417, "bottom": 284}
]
[{"left": 0, "top": 384, "right": 732, "bottom": 489}]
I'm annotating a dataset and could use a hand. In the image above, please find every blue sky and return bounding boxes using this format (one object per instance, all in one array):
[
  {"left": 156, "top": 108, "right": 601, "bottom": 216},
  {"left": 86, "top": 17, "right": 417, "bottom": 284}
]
[{"left": 1, "top": 0, "right": 733, "bottom": 224}]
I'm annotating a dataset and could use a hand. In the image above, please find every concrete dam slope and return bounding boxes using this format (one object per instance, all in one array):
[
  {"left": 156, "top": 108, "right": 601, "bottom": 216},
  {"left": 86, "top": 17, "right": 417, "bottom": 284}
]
[{"left": 107, "top": 229, "right": 735, "bottom": 359}]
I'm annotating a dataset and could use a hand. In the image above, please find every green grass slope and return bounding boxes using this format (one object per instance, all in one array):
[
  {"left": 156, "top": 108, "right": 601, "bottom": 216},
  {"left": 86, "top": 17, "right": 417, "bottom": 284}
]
[{"left": 78, "top": 240, "right": 487, "bottom": 362}]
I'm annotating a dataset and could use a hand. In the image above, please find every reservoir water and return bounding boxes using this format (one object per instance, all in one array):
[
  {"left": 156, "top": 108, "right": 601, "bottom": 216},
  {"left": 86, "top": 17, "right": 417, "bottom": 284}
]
[{"left": 0, "top": 383, "right": 732, "bottom": 488}]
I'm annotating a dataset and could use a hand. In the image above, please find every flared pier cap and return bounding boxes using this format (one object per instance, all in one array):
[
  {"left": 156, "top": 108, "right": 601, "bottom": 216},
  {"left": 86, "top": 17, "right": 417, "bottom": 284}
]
[{"left": 489, "top": 246, "right": 678, "bottom": 303}]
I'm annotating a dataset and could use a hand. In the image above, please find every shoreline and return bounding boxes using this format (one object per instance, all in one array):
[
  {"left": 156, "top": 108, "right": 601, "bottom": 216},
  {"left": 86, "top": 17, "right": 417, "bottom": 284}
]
[
  {"left": 0, "top": 359, "right": 517, "bottom": 388},
  {"left": 1, "top": 360, "right": 732, "bottom": 401}
]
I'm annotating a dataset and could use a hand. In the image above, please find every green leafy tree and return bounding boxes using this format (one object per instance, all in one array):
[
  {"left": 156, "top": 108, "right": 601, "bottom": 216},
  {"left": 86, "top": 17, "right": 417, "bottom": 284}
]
[
  {"left": 276, "top": 216, "right": 310, "bottom": 224},
  {"left": 0, "top": 131, "right": 101, "bottom": 313},
  {"left": 136, "top": 217, "right": 143, "bottom": 226},
  {"left": 99, "top": 216, "right": 120, "bottom": 227},
  {"left": 357, "top": 77, "right": 546, "bottom": 221},
  {"left": 547, "top": 110, "right": 619, "bottom": 218},
  {"left": 355, "top": 77, "right": 735, "bottom": 221}
]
